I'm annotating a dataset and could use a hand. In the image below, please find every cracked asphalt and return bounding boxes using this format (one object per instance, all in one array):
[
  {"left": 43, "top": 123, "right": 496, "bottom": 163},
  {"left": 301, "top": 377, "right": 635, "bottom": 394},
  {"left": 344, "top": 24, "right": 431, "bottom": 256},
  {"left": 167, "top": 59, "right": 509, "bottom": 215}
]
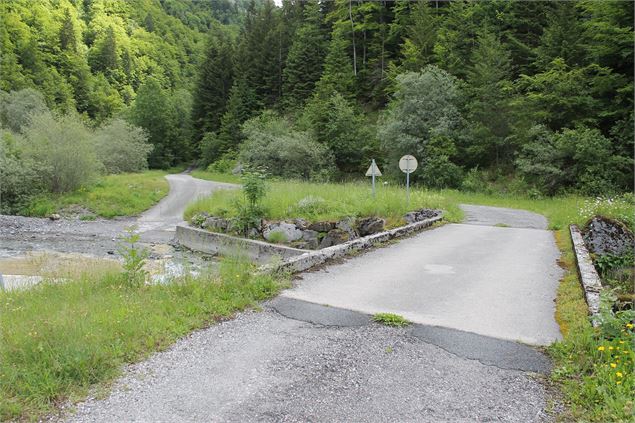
[{"left": 59, "top": 203, "right": 561, "bottom": 422}]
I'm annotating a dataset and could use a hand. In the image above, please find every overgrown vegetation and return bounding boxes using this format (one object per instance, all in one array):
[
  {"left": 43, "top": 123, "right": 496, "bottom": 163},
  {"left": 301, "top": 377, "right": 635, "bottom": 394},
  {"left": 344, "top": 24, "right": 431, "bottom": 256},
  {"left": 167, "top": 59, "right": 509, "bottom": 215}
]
[
  {"left": 22, "top": 171, "right": 172, "bottom": 218},
  {"left": 0, "top": 256, "right": 284, "bottom": 421},
  {"left": 373, "top": 313, "right": 411, "bottom": 327},
  {"left": 185, "top": 180, "right": 458, "bottom": 228}
]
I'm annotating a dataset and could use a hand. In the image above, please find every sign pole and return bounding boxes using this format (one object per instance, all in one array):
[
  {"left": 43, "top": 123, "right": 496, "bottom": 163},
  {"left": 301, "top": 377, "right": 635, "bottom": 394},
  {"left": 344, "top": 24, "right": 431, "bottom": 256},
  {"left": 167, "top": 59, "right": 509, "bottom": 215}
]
[
  {"left": 406, "top": 170, "right": 410, "bottom": 207},
  {"left": 371, "top": 159, "right": 376, "bottom": 199}
]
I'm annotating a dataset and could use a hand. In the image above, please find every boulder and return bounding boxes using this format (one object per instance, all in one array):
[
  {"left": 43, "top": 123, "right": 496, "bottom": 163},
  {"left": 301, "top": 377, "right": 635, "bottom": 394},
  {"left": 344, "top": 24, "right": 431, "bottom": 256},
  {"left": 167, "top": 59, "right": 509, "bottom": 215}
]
[
  {"left": 319, "top": 228, "right": 350, "bottom": 248},
  {"left": 404, "top": 208, "right": 441, "bottom": 224},
  {"left": 583, "top": 216, "right": 634, "bottom": 256},
  {"left": 49, "top": 213, "right": 61, "bottom": 221},
  {"left": 263, "top": 221, "right": 303, "bottom": 242},
  {"left": 301, "top": 230, "right": 320, "bottom": 249},
  {"left": 293, "top": 218, "right": 310, "bottom": 230},
  {"left": 336, "top": 217, "right": 358, "bottom": 239},
  {"left": 308, "top": 221, "right": 336, "bottom": 232},
  {"left": 357, "top": 217, "right": 385, "bottom": 236}
]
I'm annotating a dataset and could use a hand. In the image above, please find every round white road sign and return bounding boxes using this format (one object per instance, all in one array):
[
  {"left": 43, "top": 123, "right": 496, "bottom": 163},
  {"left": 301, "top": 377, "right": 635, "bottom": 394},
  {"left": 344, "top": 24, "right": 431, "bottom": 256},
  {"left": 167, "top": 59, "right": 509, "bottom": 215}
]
[{"left": 399, "top": 155, "right": 418, "bottom": 173}]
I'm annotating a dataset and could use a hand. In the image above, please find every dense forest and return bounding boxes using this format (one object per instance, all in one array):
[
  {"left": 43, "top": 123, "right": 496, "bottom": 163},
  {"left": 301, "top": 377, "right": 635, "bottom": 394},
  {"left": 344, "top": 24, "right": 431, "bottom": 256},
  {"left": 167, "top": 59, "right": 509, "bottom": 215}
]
[{"left": 1, "top": 0, "right": 633, "bottom": 212}]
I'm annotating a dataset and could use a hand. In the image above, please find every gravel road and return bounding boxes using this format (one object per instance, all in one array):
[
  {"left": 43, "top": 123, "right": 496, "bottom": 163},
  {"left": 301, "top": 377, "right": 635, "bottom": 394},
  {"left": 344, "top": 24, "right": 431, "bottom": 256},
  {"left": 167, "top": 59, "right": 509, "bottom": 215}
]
[
  {"left": 0, "top": 173, "right": 237, "bottom": 258},
  {"left": 65, "top": 304, "right": 555, "bottom": 423}
]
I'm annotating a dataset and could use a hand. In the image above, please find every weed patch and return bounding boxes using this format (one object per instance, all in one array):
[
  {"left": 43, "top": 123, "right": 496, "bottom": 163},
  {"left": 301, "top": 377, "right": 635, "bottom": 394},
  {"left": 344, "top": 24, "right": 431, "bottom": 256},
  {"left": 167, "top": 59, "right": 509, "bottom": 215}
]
[{"left": 372, "top": 313, "right": 411, "bottom": 327}]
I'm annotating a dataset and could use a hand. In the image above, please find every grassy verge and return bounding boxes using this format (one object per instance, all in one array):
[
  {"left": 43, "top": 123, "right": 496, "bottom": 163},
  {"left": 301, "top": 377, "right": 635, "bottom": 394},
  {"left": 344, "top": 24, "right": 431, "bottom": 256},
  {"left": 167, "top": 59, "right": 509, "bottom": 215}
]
[
  {"left": 24, "top": 168, "right": 185, "bottom": 218},
  {"left": 0, "top": 259, "right": 285, "bottom": 421},
  {"left": 190, "top": 170, "right": 241, "bottom": 184},
  {"left": 185, "top": 180, "right": 461, "bottom": 227}
]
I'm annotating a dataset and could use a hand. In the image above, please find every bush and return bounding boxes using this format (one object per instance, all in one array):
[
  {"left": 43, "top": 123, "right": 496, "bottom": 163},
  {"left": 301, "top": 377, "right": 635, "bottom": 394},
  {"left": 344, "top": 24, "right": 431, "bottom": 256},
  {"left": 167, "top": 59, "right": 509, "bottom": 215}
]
[
  {"left": 0, "top": 89, "right": 49, "bottom": 133},
  {"left": 206, "top": 152, "right": 237, "bottom": 174},
  {"left": 418, "top": 135, "right": 463, "bottom": 189},
  {"left": 516, "top": 125, "right": 629, "bottom": 196},
  {"left": 95, "top": 119, "right": 152, "bottom": 173},
  {"left": 0, "top": 129, "right": 45, "bottom": 213},
  {"left": 199, "top": 132, "right": 226, "bottom": 166},
  {"left": 239, "top": 111, "right": 335, "bottom": 180},
  {"left": 20, "top": 112, "right": 102, "bottom": 193}
]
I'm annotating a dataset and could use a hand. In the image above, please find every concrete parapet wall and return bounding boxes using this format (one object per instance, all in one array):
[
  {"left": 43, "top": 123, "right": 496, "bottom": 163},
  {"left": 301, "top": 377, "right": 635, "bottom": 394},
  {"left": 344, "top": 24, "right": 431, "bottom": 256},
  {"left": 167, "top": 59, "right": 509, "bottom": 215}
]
[
  {"left": 176, "top": 225, "right": 309, "bottom": 263},
  {"left": 260, "top": 214, "right": 443, "bottom": 275},
  {"left": 570, "top": 224, "right": 602, "bottom": 325}
]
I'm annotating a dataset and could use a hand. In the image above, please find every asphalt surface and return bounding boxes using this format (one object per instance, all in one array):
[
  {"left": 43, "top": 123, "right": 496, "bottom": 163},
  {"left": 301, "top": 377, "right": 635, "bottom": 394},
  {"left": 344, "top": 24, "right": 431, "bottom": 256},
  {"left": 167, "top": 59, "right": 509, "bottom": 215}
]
[
  {"left": 65, "top": 306, "right": 553, "bottom": 423},
  {"left": 283, "top": 207, "right": 562, "bottom": 346},
  {"left": 62, "top": 204, "right": 562, "bottom": 422}
]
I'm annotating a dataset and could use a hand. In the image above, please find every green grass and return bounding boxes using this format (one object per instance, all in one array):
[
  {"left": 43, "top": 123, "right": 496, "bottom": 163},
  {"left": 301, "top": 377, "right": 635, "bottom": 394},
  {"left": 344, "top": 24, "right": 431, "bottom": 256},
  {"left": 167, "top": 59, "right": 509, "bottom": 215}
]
[
  {"left": 185, "top": 180, "right": 460, "bottom": 227},
  {"left": 24, "top": 170, "right": 178, "bottom": 218},
  {"left": 0, "top": 258, "right": 285, "bottom": 421},
  {"left": 372, "top": 313, "right": 411, "bottom": 327},
  {"left": 190, "top": 169, "right": 241, "bottom": 184}
]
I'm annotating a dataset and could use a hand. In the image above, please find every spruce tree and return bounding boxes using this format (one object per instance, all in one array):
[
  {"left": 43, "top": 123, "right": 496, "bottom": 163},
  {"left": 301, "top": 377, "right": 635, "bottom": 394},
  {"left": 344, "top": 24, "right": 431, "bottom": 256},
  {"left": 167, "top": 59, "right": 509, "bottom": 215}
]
[
  {"left": 191, "top": 29, "right": 234, "bottom": 141},
  {"left": 217, "top": 77, "right": 258, "bottom": 152},
  {"left": 313, "top": 27, "right": 356, "bottom": 100},
  {"left": 465, "top": 30, "right": 513, "bottom": 167},
  {"left": 399, "top": 0, "right": 437, "bottom": 72},
  {"left": 282, "top": 0, "right": 326, "bottom": 108},
  {"left": 59, "top": 9, "right": 77, "bottom": 52}
]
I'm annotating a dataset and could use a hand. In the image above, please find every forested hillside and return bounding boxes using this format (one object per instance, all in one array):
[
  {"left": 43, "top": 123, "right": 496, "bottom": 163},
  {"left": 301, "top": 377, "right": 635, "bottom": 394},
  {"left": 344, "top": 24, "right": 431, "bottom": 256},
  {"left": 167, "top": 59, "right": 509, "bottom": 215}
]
[{"left": 1, "top": 0, "right": 633, "bottom": 213}]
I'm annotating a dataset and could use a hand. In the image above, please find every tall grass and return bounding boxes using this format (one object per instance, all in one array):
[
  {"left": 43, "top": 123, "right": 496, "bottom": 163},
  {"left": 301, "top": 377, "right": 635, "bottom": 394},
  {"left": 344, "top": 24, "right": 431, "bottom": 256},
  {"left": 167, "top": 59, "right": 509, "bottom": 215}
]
[
  {"left": 24, "top": 170, "right": 172, "bottom": 218},
  {"left": 0, "top": 258, "right": 284, "bottom": 420},
  {"left": 185, "top": 180, "right": 461, "bottom": 227}
]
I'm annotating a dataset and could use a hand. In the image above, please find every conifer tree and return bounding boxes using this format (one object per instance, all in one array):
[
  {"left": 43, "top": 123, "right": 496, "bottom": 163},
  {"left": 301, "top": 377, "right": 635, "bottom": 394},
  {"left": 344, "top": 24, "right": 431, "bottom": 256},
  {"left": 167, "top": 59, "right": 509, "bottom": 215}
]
[
  {"left": 282, "top": 0, "right": 326, "bottom": 108},
  {"left": 191, "top": 29, "right": 234, "bottom": 141},
  {"left": 59, "top": 9, "right": 76, "bottom": 52}
]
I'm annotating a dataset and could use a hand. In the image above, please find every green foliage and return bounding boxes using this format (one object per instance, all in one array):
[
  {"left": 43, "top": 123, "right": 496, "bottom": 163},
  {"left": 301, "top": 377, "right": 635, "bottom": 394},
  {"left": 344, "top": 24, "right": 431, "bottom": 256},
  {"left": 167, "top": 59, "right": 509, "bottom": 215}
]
[
  {"left": 239, "top": 111, "right": 335, "bottom": 180},
  {"left": 378, "top": 66, "right": 462, "bottom": 183},
  {"left": 95, "top": 119, "right": 153, "bottom": 173},
  {"left": 372, "top": 313, "right": 411, "bottom": 327},
  {"left": 192, "top": 29, "right": 234, "bottom": 139},
  {"left": 418, "top": 135, "right": 463, "bottom": 189},
  {"left": 0, "top": 259, "right": 282, "bottom": 421},
  {"left": 549, "top": 291, "right": 635, "bottom": 422},
  {"left": 301, "top": 92, "right": 376, "bottom": 175},
  {"left": 116, "top": 227, "right": 149, "bottom": 287},
  {"left": 282, "top": 0, "right": 326, "bottom": 108},
  {"left": 20, "top": 112, "right": 101, "bottom": 193},
  {"left": 516, "top": 126, "right": 630, "bottom": 196},
  {"left": 129, "top": 79, "right": 192, "bottom": 168},
  {"left": 0, "top": 89, "right": 48, "bottom": 133}
]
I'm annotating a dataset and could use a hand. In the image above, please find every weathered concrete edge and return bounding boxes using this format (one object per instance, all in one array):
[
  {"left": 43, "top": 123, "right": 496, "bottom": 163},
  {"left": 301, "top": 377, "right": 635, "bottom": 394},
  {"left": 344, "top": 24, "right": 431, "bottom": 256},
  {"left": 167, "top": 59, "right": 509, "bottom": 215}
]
[
  {"left": 176, "top": 225, "right": 309, "bottom": 262},
  {"left": 259, "top": 214, "right": 443, "bottom": 275},
  {"left": 569, "top": 224, "right": 602, "bottom": 325}
]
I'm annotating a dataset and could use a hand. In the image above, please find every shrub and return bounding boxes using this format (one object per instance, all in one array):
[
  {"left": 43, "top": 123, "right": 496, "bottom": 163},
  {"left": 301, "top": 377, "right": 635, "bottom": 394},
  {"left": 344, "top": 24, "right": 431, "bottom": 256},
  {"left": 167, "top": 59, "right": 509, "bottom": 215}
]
[
  {"left": 418, "top": 135, "right": 463, "bottom": 189},
  {"left": 516, "top": 125, "right": 629, "bottom": 196},
  {"left": 206, "top": 152, "right": 237, "bottom": 174},
  {"left": 239, "top": 111, "right": 335, "bottom": 180},
  {"left": 0, "top": 129, "right": 45, "bottom": 213},
  {"left": 200, "top": 132, "right": 226, "bottom": 166},
  {"left": 0, "top": 89, "right": 49, "bottom": 133},
  {"left": 20, "top": 112, "right": 102, "bottom": 193},
  {"left": 95, "top": 119, "right": 153, "bottom": 173}
]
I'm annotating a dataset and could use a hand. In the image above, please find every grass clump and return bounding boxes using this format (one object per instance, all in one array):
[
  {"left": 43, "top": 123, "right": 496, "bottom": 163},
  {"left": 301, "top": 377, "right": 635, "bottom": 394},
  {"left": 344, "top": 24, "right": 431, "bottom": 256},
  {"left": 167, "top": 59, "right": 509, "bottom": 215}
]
[
  {"left": 185, "top": 180, "right": 458, "bottom": 227},
  {"left": 0, "top": 257, "right": 284, "bottom": 421},
  {"left": 24, "top": 170, "right": 176, "bottom": 218},
  {"left": 372, "top": 313, "right": 411, "bottom": 327}
]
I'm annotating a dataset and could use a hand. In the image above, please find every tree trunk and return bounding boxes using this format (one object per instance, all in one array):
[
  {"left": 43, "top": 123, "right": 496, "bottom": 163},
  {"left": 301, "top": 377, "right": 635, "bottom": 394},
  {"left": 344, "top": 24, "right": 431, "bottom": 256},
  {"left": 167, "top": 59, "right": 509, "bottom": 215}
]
[{"left": 349, "top": 0, "right": 357, "bottom": 76}]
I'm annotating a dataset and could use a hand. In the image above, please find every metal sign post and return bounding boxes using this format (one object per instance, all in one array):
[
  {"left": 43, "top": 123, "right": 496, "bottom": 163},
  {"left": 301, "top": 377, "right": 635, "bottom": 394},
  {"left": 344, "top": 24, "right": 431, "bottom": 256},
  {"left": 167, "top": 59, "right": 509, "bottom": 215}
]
[
  {"left": 399, "top": 155, "right": 418, "bottom": 208},
  {"left": 365, "top": 159, "right": 382, "bottom": 199}
]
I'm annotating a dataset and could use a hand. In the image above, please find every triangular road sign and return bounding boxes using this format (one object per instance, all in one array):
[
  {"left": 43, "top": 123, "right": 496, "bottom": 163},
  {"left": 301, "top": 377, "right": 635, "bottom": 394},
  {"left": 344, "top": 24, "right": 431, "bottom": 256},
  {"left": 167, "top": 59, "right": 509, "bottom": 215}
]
[{"left": 365, "top": 160, "right": 382, "bottom": 177}]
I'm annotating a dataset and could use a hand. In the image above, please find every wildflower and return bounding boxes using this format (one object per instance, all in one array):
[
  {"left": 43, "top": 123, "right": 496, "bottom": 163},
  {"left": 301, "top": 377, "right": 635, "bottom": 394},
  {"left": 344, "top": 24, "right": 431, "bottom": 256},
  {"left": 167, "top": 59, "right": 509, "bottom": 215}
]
[
  {"left": 610, "top": 363, "right": 617, "bottom": 368},
  {"left": 598, "top": 346, "right": 605, "bottom": 351},
  {"left": 609, "top": 346, "right": 614, "bottom": 350},
  {"left": 619, "top": 340, "right": 625, "bottom": 344},
  {"left": 627, "top": 323, "right": 633, "bottom": 329},
  {"left": 617, "top": 381, "right": 622, "bottom": 385},
  {"left": 616, "top": 372, "right": 623, "bottom": 378}
]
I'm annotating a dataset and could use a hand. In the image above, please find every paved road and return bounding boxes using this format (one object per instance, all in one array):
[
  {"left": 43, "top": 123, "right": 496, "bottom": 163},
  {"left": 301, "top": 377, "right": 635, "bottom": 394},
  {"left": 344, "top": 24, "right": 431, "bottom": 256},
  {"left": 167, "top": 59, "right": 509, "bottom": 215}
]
[
  {"left": 283, "top": 205, "right": 562, "bottom": 346},
  {"left": 64, "top": 204, "right": 562, "bottom": 422}
]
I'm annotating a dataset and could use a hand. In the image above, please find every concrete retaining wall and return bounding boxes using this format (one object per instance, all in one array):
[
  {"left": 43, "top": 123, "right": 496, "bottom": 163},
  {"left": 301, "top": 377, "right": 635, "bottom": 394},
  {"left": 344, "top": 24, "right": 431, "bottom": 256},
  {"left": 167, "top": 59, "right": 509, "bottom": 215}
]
[
  {"left": 260, "top": 214, "right": 443, "bottom": 275},
  {"left": 176, "top": 225, "right": 309, "bottom": 263},
  {"left": 570, "top": 224, "right": 602, "bottom": 325}
]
